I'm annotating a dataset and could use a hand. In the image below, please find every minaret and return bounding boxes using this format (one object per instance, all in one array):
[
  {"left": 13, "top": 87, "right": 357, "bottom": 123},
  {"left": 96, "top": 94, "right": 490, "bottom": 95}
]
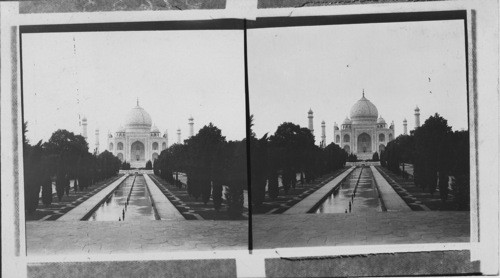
[
  {"left": 188, "top": 116, "right": 194, "bottom": 138},
  {"left": 163, "top": 129, "right": 169, "bottom": 148},
  {"left": 177, "top": 128, "right": 181, "bottom": 144},
  {"left": 321, "top": 120, "right": 326, "bottom": 147},
  {"left": 308, "top": 109, "right": 314, "bottom": 133},
  {"left": 95, "top": 128, "right": 100, "bottom": 153},
  {"left": 403, "top": 119, "right": 408, "bottom": 135},
  {"left": 81, "top": 116, "right": 88, "bottom": 140},
  {"left": 414, "top": 106, "right": 421, "bottom": 128}
]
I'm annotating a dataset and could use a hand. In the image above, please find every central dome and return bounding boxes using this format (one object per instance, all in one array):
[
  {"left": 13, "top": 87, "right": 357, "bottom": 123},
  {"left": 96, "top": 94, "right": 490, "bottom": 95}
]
[
  {"left": 349, "top": 94, "right": 378, "bottom": 123},
  {"left": 124, "top": 102, "right": 152, "bottom": 131}
]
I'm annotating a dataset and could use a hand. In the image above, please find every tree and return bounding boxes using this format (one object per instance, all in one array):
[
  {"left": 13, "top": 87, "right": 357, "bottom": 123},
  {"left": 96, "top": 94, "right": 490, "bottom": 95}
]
[
  {"left": 185, "top": 123, "right": 226, "bottom": 203},
  {"left": 372, "top": 152, "right": 379, "bottom": 161},
  {"left": 44, "top": 129, "right": 89, "bottom": 201},
  {"left": 269, "top": 122, "right": 315, "bottom": 194},
  {"left": 40, "top": 155, "right": 56, "bottom": 206},
  {"left": 121, "top": 161, "right": 131, "bottom": 170},
  {"left": 24, "top": 140, "right": 44, "bottom": 213},
  {"left": 96, "top": 150, "right": 121, "bottom": 180},
  {"left": 145, "top": 160, "right": 152, "bottom": 170},
  {"left": 380, "top": 150, "right": 387, "bottom": 167},
  {"left": 347, "top": 153, "right": 358, "bottom": 162},
  {"left": 414, "top": 113, "right": 452, "bottom": 195},
  {"left": 251, "top": 133, "right": 269, "bottom": 207},
  {"left": 224, "top": 140, "right": 247, "bottom": 218},
  {"left": 449, "top": 130, "right": 469, "bottom": 209}
]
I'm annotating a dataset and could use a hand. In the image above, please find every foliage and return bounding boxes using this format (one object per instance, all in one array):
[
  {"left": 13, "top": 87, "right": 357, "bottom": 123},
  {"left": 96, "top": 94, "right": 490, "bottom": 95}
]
[
  {"left": 121, "top": 161, "right": 131, "bottom": 170},
  {"left": 23, "top": 140, "right": 43, "bottom": 213},
  {"left": 23, "top": 125, "right": 122, "bottom": 215},
  {"left": 153, "top": 123, "right": 247, "bottom": 218},
  {"left": 250, "top": 121, "right": 347, "bottom": 207},
  {"left": 372, "top": 152, "right": 379, "bottom": 161},
  {"left": 145, "top": 160, "right": 152, "bottom": 170},
  {"left": 347, "top": 153, "right": 358, "bottom": 162},
  {"left": 382, "top": 113, "right": 470, "bottom": 208}
]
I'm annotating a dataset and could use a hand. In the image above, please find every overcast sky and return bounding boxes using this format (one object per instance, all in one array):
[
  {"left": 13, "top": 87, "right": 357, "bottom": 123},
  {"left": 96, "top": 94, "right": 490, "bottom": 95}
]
[
  {"left": 22, "top": 20, "right": 468, "bottom": 149},
  {"left": 22, "top": 30, "right": 246, "bottom": 150},
  {"left": 248, "top": 19, "right": 468, "bottom": 144}
]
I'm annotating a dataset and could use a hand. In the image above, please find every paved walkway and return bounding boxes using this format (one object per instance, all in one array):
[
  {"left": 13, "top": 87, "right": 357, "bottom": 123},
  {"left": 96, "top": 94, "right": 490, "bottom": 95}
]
[
  {"left": 253, "top": 211, "right": 469, "bottom": 249},
  {"left": 284, "top": 167, "right": 355, "bottom": 214},
  {"left": 371, "top": 166, "right": 412, "bottom": 212},
  {"left": 26, "top": 220, "right": 248, "bottom": 255},
  {"left": 143, "top": 174, "right": 184, "bottom": 220}
]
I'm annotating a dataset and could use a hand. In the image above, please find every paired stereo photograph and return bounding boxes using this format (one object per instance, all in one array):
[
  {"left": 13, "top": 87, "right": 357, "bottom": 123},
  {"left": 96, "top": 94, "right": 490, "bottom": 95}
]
[{"left": 21, "top": 12, "right": 471, "bottom": 257}]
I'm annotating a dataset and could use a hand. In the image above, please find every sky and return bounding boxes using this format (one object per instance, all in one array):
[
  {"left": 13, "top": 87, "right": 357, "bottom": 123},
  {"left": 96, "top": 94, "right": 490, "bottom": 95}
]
[
  {"left": 22, "top": 20, "right": 468, "bottom": 150},
  {"left": 248, "top": 19, "right": 468, "bottom": 144},
  {"left": 22, "top": 29, "right": 246, "bottom": 150}
]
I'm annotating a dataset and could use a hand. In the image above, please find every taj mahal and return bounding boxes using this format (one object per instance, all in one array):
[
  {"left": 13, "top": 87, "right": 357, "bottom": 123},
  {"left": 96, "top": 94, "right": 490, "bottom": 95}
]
[
  {"left": 311, "top": 93, "right": 420, "bottom": 160},
  {"left": 81, "top": 100, "right": 194, "bottom": 168}
]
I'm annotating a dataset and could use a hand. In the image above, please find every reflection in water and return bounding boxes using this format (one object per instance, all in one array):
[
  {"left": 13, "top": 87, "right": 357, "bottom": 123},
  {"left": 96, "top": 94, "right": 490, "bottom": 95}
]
[
  {"left": 88, "top": 175, "right": 158, "bottom": 221},
  {"left": 314, "top": 167, "right": 382, "bottom": 214}
]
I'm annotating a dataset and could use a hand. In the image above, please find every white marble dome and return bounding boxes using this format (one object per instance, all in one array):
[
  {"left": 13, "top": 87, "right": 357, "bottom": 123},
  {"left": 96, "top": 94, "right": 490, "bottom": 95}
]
[
  {"left": 349, "top": 94, "right": 378, "bottom": 123},
  {"left": 124, "top": 103, "right": 152, "bottom": 130}
]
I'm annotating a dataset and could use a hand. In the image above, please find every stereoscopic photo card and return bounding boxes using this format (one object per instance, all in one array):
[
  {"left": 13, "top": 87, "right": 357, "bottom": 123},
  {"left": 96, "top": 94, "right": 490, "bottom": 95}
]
[{"left": 1, "top": 0, "right": 498, "bottom": 277}]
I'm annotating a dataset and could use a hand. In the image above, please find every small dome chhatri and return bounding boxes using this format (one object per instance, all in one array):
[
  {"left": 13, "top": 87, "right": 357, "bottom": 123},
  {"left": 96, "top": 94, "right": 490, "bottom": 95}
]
[
  {"left": 349, "top": 92, "right": 379, "bottom": 123},
  {"left": 342, "top": 117, "right": 352, "bottom": 125},
  {"left": 377, "top": 115, "right": 386, "bottom": 124},
  {"left": 124, "top": 99, "right": 152, "bottom": 130}
]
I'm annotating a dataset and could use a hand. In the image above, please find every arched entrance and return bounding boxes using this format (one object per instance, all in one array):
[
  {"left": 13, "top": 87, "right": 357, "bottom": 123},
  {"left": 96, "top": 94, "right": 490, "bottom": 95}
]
[
  {"left": 343, "top": 145, "right": 350, "bottom": 153},
  {"left": 357, "top": 133, "right": 372, "bottom": 153},
  {"left": 152, "top": 152, "right": 159, "bottom": 161},
  {"left": 117, "top": 153, "right": 124, "bottom": 161},
  {"left": 131, "top": 141, "right": 145, "bottom": 162},
  {"left": 379, "top": 144, "right": 385, "bottom": 153}
]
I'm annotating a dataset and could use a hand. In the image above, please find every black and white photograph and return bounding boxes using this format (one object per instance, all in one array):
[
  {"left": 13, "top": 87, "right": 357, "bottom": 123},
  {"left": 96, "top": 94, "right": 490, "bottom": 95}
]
[
  {"left": 248, "top": 15, "right": 472, "bottom": 249},
  {"left": 1, "top": 1, "right": 499, "bottom": 277},
  {"left": 21, "top": 22, "right": 249, "bottom": 255}
]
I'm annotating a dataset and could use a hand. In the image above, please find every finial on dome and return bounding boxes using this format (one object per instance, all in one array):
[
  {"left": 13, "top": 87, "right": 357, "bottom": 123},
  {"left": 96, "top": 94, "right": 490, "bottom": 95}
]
[{"left": 362, "top": 89, "right": 364, "bottom": 98}]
